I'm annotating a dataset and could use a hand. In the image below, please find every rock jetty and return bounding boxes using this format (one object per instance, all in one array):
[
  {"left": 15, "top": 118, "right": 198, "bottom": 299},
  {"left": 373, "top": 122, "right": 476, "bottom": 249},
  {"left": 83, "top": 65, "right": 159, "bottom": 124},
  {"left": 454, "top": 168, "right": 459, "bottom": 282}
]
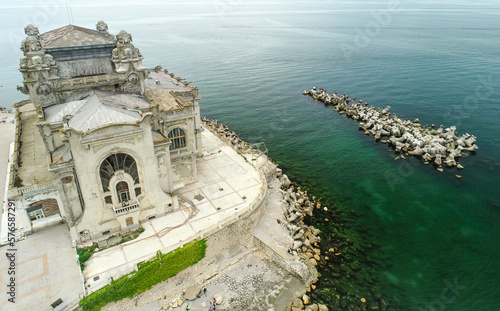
[
  {"left": 201, "top": 117, "right": 250, "bottom": 151},
  {"left": 276, "top": 170, "right": 331, "bottom": 311},
  {"left": 304, "top": 87, "right": 478, "bottom": 169}
]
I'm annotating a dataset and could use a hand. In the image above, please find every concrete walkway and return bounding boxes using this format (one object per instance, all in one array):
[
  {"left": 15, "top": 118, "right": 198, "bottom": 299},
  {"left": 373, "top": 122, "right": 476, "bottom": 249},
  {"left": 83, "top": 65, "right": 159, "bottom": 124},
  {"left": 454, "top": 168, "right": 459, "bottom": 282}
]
[
  {"left": 84, "top": 130, "right": 266, "bottom": 293},
  {"left": 0, "top": 225, "right": 84, "bottom": 311},
  {"left": 0, "top": 112, "right": 16, "bottom": 244}
]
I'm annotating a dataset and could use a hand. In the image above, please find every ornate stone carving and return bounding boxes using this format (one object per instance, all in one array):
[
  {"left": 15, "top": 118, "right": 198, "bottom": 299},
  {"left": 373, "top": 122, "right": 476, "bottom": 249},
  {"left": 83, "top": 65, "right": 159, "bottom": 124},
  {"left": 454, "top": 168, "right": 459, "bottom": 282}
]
[
  {"left": 20, "top": 39, "right": 27, "bottom": 54},
  {"left": 24, "top": 24, "right": 40, "bottom": 37},
  {"left": 96, "top": 20, "right": 108, "bottom": 32},
  {"left": 135, "top": 48, "right": 143, "bottom": 58},
  {"left": 116, "top": 171, "right": 125, "bottom": 181},
  {"left": 29, "top": 55, "right": 48, "bottom": 70},
  {"left": 36, "top": 83, "right": 52, "bottom": 95},
  {"left": 112, "top": 30, "right": 145, "bottom": 73},
  {"left": 123, "top": 48, "right": 133, "bottom": 58},
  {"left": 22, "top": 36, "right": 42, "bottom": 52},
  {"left": 19, "top": 56, "right": 28, "bottom": 70},
  {"left": 17, "top": 85, "right": 29, "bottom": 94},
  {"left": 127, "top": 73, "right": 139, "bottom": 84},
  {"left": 18, "top": 25, "right": 60, "bottom": 108},
  {"left": 38, "top": 91, "right": 57, "bottom": 106},
  {"left": 117, "top": 30, "right": 132, "bottom": 44},
  {"left": 44, "top": 54, "right": 56, "bottom": 66}
]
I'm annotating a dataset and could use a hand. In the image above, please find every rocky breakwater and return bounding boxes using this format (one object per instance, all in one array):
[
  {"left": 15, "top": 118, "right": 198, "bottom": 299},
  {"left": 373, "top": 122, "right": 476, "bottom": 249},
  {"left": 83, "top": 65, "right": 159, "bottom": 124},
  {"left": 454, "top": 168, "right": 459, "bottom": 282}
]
[
  {"left": 304, "top": 88, "right": 478, "bottom": 171},
  {"left": 201, "top": 117, "right": 250, "bottom": 151},
  {"left": 277, "top": 170, "right": 330, "bottom": 311}
]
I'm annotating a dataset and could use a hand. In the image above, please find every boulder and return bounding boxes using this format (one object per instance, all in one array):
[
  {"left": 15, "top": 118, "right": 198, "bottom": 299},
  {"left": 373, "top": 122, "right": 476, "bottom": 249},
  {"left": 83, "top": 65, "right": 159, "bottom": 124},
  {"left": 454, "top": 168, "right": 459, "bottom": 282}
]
[
  {"left": 184, "top": 286, "right": 201, "bottom": 300},
  {"left": 177, "top": 299, "right": 183, "bottom": 307},
  {"left": 309, "top": 235, "right": 319, "bottom": 244},
  {"left": 97, "top": 240, "right": 107, "bottom": 249},
  {"left": 293, "top": 297, "right": 304, "bottom": 309},
  {"left": 293, "top": 240, "right": 303, "bottom": 250},
  {"left": 309, "top": 303, "right": 319, "bottom": 311},
  {"left": 318, "top": 304, "right": 329, "bottom": 311},
  {"left": 302, "top": 294, "right": 311, "bottom": 305},
  {"left": 311, "top": 227, "right": 321, "bottom": 236},
  {"left": 214, "top": 294, "right": 223, "bottom": 304},
  {"left": 309, "top": 258, "right": 318, "bottom": 266},
  {"left": 293, "top": 230, "right": 304, "bottom": 240}
]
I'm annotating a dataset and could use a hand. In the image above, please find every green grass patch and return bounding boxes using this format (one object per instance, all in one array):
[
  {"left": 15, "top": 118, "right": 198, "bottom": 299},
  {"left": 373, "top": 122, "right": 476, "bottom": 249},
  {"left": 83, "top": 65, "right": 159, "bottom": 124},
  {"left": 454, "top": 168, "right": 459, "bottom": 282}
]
[
  {"left": 79, "top": 239, "right": 206, "bottom": 311},
  {"left": 77, "top": 243, "right": 98, "bottom": 271},
  {"left": 77, "top": 227, "right": 146, "bottom": 271},
  {"left": 119, "top": 227, "right": 145, "bottom": 244}
]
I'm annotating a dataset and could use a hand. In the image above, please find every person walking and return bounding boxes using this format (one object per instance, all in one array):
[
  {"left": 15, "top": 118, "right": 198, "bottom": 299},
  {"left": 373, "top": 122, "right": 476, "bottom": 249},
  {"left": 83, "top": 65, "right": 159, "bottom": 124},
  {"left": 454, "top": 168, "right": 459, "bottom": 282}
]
[{"left": 203, "top": 286, "right": 207, "bottom": 297}]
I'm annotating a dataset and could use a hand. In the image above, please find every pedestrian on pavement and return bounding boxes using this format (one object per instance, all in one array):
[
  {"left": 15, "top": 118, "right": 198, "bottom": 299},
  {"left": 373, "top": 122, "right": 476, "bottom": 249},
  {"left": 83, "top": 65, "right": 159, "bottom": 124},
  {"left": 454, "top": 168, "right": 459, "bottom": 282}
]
[
  {"left": 186, "top": 304, "right": 190, "bottom": 310},
  {"left": 209, "top": 302, "right": 213, "bottom": 310},
  {"left": 203, "top": 286, "right": 207, "bottom": 296}
]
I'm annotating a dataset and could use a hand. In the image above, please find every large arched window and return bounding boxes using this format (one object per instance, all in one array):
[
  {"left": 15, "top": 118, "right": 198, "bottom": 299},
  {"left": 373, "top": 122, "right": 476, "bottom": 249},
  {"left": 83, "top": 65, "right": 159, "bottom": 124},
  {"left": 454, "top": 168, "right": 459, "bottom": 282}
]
[
  {"left": 99, "top": 153, "right": 139, "bottom": 192},
  {"left": 168, "top": 128, "right": 186, "bottom": 150}
]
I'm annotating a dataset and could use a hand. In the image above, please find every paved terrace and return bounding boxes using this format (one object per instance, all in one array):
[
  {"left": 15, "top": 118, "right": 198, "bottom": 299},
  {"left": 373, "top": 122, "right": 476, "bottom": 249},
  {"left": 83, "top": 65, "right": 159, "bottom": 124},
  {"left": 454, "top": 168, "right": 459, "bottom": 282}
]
[
  {"left": 15, "top": 104, "right": 54, "bottom": 187},
  {"left": 83, "top": 129, "right": 266, "bottom": 293}
]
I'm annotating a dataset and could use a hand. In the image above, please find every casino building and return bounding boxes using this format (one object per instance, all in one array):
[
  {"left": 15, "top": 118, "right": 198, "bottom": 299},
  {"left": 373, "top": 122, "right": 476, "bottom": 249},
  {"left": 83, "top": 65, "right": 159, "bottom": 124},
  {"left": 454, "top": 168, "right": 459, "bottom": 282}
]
[{"left": 9, "top": 22, "right": 203, "bottom": 244}]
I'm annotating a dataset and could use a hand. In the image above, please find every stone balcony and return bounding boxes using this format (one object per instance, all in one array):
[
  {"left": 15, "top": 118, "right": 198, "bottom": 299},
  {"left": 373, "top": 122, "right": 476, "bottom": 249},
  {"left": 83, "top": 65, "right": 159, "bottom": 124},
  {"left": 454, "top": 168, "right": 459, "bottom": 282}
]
[{"left": 113, "top": 200, "right": 139, "bottom": 215}]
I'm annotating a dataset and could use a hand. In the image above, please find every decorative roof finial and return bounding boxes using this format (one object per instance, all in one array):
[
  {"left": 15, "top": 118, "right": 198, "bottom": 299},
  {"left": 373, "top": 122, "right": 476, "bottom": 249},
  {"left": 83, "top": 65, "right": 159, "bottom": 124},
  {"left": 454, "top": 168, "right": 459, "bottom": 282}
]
[
  {"left": 116, "top": 30, "right": 132, "bottom": 44},
  {"left": 96, "top": 21, "right": 108, "bottom": 32},
  {"left": 24, "top": 24, "right": 40, "bottom": 37}
]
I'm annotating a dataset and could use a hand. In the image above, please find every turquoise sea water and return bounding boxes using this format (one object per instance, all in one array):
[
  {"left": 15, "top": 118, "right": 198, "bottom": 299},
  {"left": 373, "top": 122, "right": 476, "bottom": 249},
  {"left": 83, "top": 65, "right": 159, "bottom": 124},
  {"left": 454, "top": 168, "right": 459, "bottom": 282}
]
[{"left": 1, "top": 1, "right": 499, "bottom": 310}]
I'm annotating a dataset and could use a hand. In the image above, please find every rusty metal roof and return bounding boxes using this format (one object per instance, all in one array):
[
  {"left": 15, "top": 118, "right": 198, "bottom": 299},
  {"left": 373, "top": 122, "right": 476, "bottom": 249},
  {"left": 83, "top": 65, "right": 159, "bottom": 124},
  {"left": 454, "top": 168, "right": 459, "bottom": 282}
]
[
  {"left": 40, "top": 25, "right": 116, "bottom": 48},
  {"left": 51, "top": 144, "right": 72, "bottom": 164},
  {"left": 145, "top": 71, "right": 191, "bottom": 110}
]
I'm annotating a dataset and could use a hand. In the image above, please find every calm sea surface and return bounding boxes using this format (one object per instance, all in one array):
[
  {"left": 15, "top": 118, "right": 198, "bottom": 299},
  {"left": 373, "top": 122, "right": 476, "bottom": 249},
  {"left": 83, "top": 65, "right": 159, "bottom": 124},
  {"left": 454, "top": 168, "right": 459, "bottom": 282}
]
[{"left": 1, "top": 1, "right": 499, "bottom": 310}]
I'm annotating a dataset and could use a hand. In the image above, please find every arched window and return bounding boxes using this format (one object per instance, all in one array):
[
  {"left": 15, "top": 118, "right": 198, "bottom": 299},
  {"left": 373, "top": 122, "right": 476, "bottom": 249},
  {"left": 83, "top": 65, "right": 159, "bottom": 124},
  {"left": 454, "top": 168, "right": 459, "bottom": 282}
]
[
  {"left": 99, "top": 153, "right": 139, "bottom": 192},
  {"left": 168, "top": 128, "right": 186, "bottom": 150},
  {"left": 116, "top": 181, "right": 130, "bottom": 203}
]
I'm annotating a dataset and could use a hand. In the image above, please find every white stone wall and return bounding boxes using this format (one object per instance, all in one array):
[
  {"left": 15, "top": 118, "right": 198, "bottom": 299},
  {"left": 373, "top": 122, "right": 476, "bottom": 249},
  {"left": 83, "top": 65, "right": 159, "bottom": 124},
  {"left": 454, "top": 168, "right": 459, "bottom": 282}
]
[{"left": 64, "top": 118, "right": 177, "bottom": 242}]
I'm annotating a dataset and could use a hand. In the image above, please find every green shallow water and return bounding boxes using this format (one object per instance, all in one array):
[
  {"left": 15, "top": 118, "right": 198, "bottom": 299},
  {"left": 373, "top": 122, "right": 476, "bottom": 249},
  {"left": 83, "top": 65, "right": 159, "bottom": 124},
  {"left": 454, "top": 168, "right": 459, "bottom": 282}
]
[{"left": 1, "top": 1, "right": 499, "bottom": 310}]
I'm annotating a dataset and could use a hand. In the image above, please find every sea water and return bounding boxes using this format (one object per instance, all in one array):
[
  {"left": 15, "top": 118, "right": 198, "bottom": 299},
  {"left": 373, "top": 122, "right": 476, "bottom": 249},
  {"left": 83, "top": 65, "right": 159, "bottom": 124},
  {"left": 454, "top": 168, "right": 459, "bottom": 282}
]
[{"left": 0, "top": 1, "right": 499, "bottom": 310}]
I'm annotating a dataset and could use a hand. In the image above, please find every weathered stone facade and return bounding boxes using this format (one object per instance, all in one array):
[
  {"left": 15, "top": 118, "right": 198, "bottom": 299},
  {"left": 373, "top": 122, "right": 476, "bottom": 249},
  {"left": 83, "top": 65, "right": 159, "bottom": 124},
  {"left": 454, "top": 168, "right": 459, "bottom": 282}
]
[{"left": 9, "top": 22, "right": 203, "bottom": 244}]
